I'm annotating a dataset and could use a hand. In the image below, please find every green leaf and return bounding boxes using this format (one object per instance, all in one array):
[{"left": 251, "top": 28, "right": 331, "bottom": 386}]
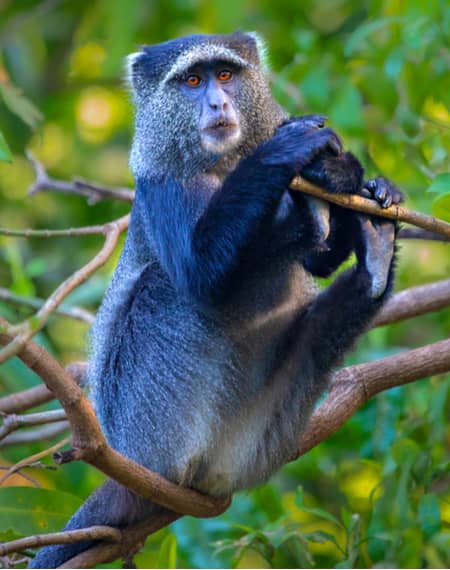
[
  {"left": 102, "top": 0, "right": 143, "bottom": 76},
  {"left": 156, "top": 534, "right": 177, "bottom": 569},
  {"left": 418, "top": 494, "right": 441, "bottom": 538},
  {"left": 0, "top": 488, "right": 83, "bottom": 536},
  {"left": 304, "top": 530, "right": 342, "bottom": 551},
  {"left": 295, "top": 487, "right": 343, "bottom": 528},
  {"left": 0, "top": 130, "right": 12, "bottom": 162},
  {"left": 329, "top": 84, "right": 365, "bottom": 134},
  {"left": 301, "top": 67, "right": 330, "bottom": 110},
  {"left": 344, "top": 16, "right": 403, "bottom": 56},
  {"left": 426, "top": 173, "right": 450, "bottom": 195},
  {"left": 0, "top": 82, "right": 43, "bottom": 128},
  {"left": 432, "top": 193, "right": 450, "bottom": 222}
]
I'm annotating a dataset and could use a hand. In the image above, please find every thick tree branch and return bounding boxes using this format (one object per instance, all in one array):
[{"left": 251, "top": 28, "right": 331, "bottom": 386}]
[
  {"left": 295, "top": 338, "right": 450, "bottom": 457},
  {"left": 59, "top": 512, "right": 181, "bottom": 569},
  {"left": 373, "top": 278, "right": 450, "bottom": 327}
]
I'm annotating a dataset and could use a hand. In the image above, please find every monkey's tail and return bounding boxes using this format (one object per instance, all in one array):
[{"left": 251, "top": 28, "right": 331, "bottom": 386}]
[{"left": 29, "top": 479, "right": 160, "bottom": 569}]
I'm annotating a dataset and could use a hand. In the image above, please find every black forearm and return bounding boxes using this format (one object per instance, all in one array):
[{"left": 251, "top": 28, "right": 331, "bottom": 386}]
[{"left": 137, "top": 162, "right": 289, "bottom": 304}]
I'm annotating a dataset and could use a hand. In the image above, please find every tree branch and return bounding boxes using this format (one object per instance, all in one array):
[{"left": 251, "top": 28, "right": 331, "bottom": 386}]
[
  {"left": 0, "top": 324, "right": 230, "bottom": 519},
  {"left": 0, "top": 361, "right": 87, "bottom": 415},
  {"left": 26, "top": 151, "right": 134, "bottom": 204},
  {"left": 0, "top": 422, "right": 70, "bottom": 448},
  {"left": 0, "top": 436, "right": 71, "bottom": 485},
  {"left": 0, "top": 288, "right": 94, "bottom": 324},
  {"left": 295, "top": 338, "right": 450, "bottom": 457},
  {"left": 0, "top": 527, "right": 122, "bottom": 557},
  {"left": 59, "top": 512, "right": 181, "bottom": 569},
  {"left": 0, "top": 215, "right": 129, "bottom": 365},
  {"left": 373, "top": 278, "right": 450, "bottom": 327},
  {"left": 23, "top": 154, "right": 450, "bottom": 240},
  {"left": 290, "top": 176, "right": 450, "bottom": 239},
  {"left": 0, "top": 409, "right": 67, "bottom": 442}
]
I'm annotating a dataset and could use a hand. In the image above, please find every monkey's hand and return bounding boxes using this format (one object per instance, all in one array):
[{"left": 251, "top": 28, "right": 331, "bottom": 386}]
[
  {"left": 360, "top": 177, "right": 404, "bottom": 209},
  {"left": 259, "top": 118, "right": 342, "bottom": 172}
]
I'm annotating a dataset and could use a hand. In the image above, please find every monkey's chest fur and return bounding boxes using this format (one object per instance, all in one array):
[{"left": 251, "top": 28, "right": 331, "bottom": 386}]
[{"left": 90, "top": 257, "right": 320, "bottom": 497}]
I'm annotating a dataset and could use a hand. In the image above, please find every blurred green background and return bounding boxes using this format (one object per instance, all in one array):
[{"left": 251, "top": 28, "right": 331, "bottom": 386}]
[{"left": 0, "top": 0, "right": 449, "bottom": 568}]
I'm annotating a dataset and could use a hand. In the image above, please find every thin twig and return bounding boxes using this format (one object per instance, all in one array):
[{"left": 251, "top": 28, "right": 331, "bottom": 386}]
[
  {"left": 0, "top": 288, "right": 94, "bottom": 324},
  {"left": 290, "top": 176, "right": 450, "bottom": 238},
  {"left": 26, "top": 151, "right": 134, "bottom": 204},
  {"left": 0, "top": 409, "right": 67, "bottom": 442},
  {"left": 0, "top": 436, "right": 71, "bottom": 485},
  {"left": 0, "top": 215, "right": 129, "bottom": 365},
  {"left": 0, "top": 465, "right": 40, "bottom": 487},
  {"left": 0, "top": 384, "right": 55, "bottom": 415},
  {"left": 0, "top": 422, "right": 70, "bottom": 448},
  {"left": 0, "top": 526, "right": 122, "bottom": 557}
]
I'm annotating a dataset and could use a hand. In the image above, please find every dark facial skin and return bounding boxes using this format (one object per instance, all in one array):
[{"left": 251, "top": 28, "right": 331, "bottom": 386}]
[{"left": 179, "top": 63, "right": 242, "bottom": 153}]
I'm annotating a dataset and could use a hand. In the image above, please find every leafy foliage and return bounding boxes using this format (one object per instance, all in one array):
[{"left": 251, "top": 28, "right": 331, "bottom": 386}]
[{"left": 0, "top": 1, "right": 449, "bottom": 568}]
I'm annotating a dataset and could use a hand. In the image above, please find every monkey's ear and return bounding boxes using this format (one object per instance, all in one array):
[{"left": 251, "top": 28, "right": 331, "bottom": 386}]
[
  {"left": 126, "top": 39, "right": 189, "bottom": 92},
  {"left": 125, "top": 50, "right": 146, "bottom": 93},
  {"left": 226, "top": 31, "right": 269, "bottom": 71}
]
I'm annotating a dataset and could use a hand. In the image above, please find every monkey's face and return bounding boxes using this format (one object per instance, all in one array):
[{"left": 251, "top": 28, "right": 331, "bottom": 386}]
[
  {"left": 178, "top": 62, "right": 242, "bottom": 155},
  {"left": 127, "top": 33, "right": 287, "bottom": 182}
]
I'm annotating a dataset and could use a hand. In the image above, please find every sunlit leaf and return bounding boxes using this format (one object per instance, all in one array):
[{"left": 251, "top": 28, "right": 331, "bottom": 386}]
[
  {"left": 156, "top": 534, "right": 177, "bottom": 569},
  {"left": 0, "top": 82, "right": 43, "bottom": 128}
]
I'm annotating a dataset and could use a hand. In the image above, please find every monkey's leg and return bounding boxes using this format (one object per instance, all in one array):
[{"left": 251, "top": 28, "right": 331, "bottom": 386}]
[
  {"left": 276, "top": 215, "right": 397, "bottom": 388},
  {"left": 301, "top": 177, "right": 403, "bottom": 278},
  {"left": 29, "top": 480, "right": 159, "bottom": 568}
]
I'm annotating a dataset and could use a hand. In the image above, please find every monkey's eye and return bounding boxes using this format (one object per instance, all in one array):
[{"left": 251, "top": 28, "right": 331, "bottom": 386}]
[
  {"left": 185, "top": 74, "right": 201, "bottom": 87},
  {"left": 218, "top": 70, "right": 232, "bottom": 82}
]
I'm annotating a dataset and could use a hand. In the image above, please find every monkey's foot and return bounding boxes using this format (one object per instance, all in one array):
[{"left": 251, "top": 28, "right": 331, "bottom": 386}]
[
  {"left": 360, "top": 177, "right": 404, "bottom": 209},
  {"left": 359, "top": 215, "right": 395, "bottom": 298}
]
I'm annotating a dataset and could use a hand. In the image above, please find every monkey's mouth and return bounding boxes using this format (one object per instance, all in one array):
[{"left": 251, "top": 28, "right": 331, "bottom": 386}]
[{"left": 203, "top": 123, "right": 238, "bottom": 135}]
